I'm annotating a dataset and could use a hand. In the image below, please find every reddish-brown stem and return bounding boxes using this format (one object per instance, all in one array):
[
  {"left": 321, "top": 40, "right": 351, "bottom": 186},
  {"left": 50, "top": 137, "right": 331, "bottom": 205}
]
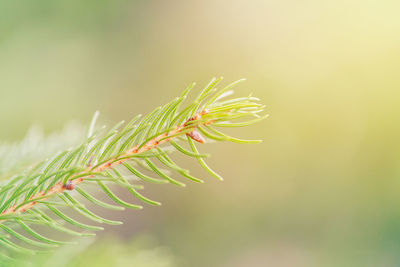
[{"left": 0, "top": 110, "right": 210, "bottom": 223}]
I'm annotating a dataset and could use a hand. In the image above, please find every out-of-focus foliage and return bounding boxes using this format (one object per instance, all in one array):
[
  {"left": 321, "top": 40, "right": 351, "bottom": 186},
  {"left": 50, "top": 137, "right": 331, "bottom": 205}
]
[
  {"left": 14, "top": 235, "right": 175, "bottom": 267},
  {"left": 0, "top": 0, "right": 400, "bottom": 266},
  {"left": 67, "top": 235, "right": 175, "bottom": 267},
  {"left": 0, "top": 123, "right": 84, "bottom": 178}
]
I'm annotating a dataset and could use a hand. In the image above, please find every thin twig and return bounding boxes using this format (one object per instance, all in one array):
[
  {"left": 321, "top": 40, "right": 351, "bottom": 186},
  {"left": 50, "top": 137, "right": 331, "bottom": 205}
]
[{"left": 0, "top": 110, "right": 209, "bottom": 223}]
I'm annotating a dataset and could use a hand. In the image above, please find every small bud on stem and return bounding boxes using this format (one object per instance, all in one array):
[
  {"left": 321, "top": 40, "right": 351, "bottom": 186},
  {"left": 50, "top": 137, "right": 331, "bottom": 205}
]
[
  {"left": 64, "top": 181, "right": 75, "bottom": 190},
  {"left": 186, "top": 130, "right": 206, "bottom": 143}
]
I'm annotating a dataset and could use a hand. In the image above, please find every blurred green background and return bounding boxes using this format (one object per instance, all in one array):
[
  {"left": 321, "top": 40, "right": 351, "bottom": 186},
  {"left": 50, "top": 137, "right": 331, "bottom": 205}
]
[{"left": 1, "top": 0, "right": 400, "bottom": 266}]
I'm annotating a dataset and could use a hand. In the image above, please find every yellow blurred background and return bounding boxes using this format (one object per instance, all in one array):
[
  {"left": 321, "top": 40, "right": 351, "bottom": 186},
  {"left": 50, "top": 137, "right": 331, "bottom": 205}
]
[{"left": 1, "top": 1, "right": 400, "bottom": 266}]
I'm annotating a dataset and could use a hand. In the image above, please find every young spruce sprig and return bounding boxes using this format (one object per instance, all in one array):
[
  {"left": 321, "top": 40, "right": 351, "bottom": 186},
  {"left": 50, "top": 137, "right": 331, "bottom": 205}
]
[{"left": 0, "top": 78, "right": 267, "bottom": 261}]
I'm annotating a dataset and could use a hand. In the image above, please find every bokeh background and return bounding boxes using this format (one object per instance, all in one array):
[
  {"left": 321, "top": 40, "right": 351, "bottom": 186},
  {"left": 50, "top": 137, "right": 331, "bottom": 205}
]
[{"left": 1, "top": 1, "right": 400, "bottom": 266}]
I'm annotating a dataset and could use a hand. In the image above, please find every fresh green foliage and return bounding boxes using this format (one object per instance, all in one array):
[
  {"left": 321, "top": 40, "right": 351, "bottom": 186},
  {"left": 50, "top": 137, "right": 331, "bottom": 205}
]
[{"left": 0, "top": 78, "right": 266, "bottom": 263}]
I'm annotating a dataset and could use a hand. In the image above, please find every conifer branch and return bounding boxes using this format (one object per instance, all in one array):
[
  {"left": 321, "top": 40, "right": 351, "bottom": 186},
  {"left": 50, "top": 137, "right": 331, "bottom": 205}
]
[
  {"left": 0, "top": 77, "right": 267, "bottom": 260},
  {"left": 0, "top": 109, "right": 213, "bottom": 222}
]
